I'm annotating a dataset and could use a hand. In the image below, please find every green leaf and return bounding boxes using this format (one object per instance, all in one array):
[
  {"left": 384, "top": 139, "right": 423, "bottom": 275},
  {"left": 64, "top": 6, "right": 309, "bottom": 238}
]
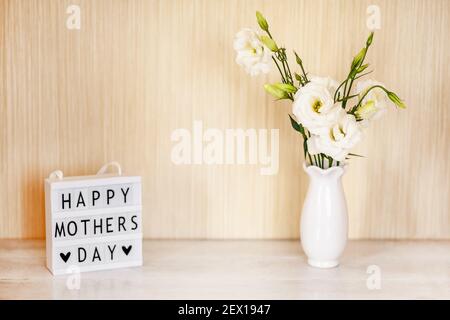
[
  {"left": 288, "top": 114, "right": 306, "bottom": 137},
  {"left": 260, "top": 35, "right": 278, "bottom": 52},
  {"left": 256, "top": 11, "right": 269, "bottom": 32},
  {"left": 303, "top": 138, "right": 308, "bottom": 158},
  {"left": 387, "top": 91, "right": 407, "bottom": 109},
  {"left": 327, "top": 156, "right": 333, "bottom": 168},
  {"left": 348, "top": 153, "right": 365, "bottom": 158}
]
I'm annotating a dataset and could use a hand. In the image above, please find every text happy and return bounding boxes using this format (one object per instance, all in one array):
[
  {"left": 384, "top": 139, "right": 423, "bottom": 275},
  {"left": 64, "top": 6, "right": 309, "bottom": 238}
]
[{"left": 58, "top": 185, "right": 132, "bottom": 211}]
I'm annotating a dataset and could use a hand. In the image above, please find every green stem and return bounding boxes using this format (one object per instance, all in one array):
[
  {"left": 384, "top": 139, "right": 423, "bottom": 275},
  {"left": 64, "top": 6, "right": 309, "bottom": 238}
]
[
  {"left": 336, "top": 94, "right": 359, "bottom": 103},
  {"left": 283, "top": 52, "right": 294, "bottom": 83},
  {"left": 307, "top": 151, "right": 313, "bottom": 166},
  {"left": 351, "top": 84, "right": 390, "bottom": 113},
  {"left": 298, "top": 60, "right": 309, "bottom": 83},
  {"left": 334, "top": 79, "right": 348, "bottom": 102},
  {"left": 264, "top": 28, "right": 315, "bottom": 165},
  {"left": 272, "top": 57, "right": 286, "bottom": 83},
  {"left": 343, "top": 77, "right": 355, "bottom": 109},
  {"left": 342, "top": 44, "right": 369, "bottom": 109},
  {"left": 341, "top": 81, "right": 348, "bottom": 108},
  {"left": 354, "top": 70, "right": 373, "bottom": 80},
  {"left": 279, "top": 56, "right": 290, "bottom": 82},
  {"left": 306, "top": 131, "right": 318, "bottom": 167},
  {"left": 266, "top": 30, "right": 293, "bottom": 85}
]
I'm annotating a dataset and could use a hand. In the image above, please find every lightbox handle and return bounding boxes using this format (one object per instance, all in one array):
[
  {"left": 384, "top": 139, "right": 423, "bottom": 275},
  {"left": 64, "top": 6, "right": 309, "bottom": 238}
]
[
  {"left": 48, "top": 170, "right": 63, "bottom": 180},
  {"left": 96, "top": 161, "right": 122, "bottom": 176}
]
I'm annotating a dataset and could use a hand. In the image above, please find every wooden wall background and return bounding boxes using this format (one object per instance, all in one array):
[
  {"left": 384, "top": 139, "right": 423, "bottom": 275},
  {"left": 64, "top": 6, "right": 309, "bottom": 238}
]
[{"left": 0, "top": 0, "right": 449, "bottom": 239}]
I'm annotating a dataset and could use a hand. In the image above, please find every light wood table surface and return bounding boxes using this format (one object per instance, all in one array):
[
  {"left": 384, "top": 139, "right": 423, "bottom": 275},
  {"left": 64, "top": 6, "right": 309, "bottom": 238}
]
[{"left": 0, "top": 240, "right": 448, "bottom": 300}]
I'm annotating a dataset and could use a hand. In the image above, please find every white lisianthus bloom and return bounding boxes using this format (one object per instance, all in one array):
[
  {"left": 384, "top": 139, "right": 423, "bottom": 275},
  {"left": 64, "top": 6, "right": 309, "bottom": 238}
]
[
  {"left": 233, "top": 28, "right": 272, "bottom": 76},
  {"left": 354, "top": 79, "right": 388, "bottom": 122},
  {"left": 307, "top": 110, "right": 363, "bottom": 161},
  {"left": 309, "top": 76, "right": 339, "bottom": 97},
  {"left": 292, "top": 79, "right": 341, "bottom": 134}
]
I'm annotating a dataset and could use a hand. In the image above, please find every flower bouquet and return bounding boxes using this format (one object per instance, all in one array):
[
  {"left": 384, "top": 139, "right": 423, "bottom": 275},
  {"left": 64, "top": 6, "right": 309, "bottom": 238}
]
[{"left": 234, "top": 12, "right": 406, "bottom": 268}]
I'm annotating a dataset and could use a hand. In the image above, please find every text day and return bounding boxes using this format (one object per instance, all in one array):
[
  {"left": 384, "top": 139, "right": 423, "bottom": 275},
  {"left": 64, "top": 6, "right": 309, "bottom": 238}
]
[{"left": 58, "top": 243, "right": 134, "bottom": 264}]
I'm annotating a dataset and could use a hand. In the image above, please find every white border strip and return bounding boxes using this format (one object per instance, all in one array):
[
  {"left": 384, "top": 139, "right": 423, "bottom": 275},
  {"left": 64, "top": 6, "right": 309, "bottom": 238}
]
[
  {"left": 52, "top": 205, "right": 142, "bottom": 218},
  {"left": 53, "top": 233, "right": 143, "bottom": 247}
]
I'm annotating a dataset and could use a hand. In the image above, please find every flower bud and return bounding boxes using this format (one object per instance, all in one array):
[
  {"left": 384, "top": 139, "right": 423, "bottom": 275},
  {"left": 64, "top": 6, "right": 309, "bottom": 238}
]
[
  {"left": 260, "top": 35, "right": 278, "bottom": 52},
  {"left": 387, "top": 91, "right": 406, "bottom": 109},
  {"left": 256, "top": 11, "right": 269, "bottom": 32},
  {"left": 351, "top": 48, "right": 366, "bottom": 69},
  {"left": 274, "top": 82, "right": 297, "bottom": 93},
  {"left": 357, "top": 63, "right": 369, "bottom": 73},
  {"left": 264, "top": 84, "right": 288, "bottom": 99},
  {"left": 366, "top": 32, "right": 374, "bottom": 46},
  {"left": 294, "top": 51, "right": 302, "bottom": 65}
]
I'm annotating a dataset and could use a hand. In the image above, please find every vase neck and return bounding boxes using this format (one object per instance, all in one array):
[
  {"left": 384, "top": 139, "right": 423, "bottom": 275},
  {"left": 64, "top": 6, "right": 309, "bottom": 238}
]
[{"left": 303, "top": 163, "right": 346, "bottom": 181}]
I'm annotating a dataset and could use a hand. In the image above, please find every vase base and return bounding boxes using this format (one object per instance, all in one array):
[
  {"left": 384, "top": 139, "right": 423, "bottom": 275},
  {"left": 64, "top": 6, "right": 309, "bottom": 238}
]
[{"left": 307, "top": 259, "right": 339, "bottom": 269}]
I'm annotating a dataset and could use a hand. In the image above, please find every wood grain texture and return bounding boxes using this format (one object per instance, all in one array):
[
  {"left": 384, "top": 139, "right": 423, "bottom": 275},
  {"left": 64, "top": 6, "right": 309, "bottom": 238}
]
[{"left": 0, "top": 0, "right": 449, "bottom": 239}]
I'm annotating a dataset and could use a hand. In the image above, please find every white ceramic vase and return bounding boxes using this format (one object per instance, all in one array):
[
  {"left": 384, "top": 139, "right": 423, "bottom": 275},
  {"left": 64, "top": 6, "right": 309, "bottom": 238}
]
[{"left": 300, "top": 162, "right": 348, "bottom": 268}]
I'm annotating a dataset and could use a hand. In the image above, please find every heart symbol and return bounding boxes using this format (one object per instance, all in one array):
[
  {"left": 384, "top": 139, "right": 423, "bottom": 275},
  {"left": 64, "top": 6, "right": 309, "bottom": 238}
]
[
  {"left": 60, "top": 252, "right": 71, "bottom": 263},
  {"left": 122, "top": 245, "right": 132, "bottom": 256}
]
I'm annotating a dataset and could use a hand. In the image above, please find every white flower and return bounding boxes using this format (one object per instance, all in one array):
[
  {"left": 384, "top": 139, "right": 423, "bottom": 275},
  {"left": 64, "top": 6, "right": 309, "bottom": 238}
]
[
  {"left": 233, "top": 28, "right": 272, "bottom": 76},
  {"left": 354, "top": 79, "right": 388, "bottom": 122},
  {"left": 307, "top": 110, "right": 363, "bottom": 161},
  {"left": 292, "top": 78, "right": 341, "bottom": 134},
  {"left": 309, "top": 76, "right": 339, "bottom": 96}
]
